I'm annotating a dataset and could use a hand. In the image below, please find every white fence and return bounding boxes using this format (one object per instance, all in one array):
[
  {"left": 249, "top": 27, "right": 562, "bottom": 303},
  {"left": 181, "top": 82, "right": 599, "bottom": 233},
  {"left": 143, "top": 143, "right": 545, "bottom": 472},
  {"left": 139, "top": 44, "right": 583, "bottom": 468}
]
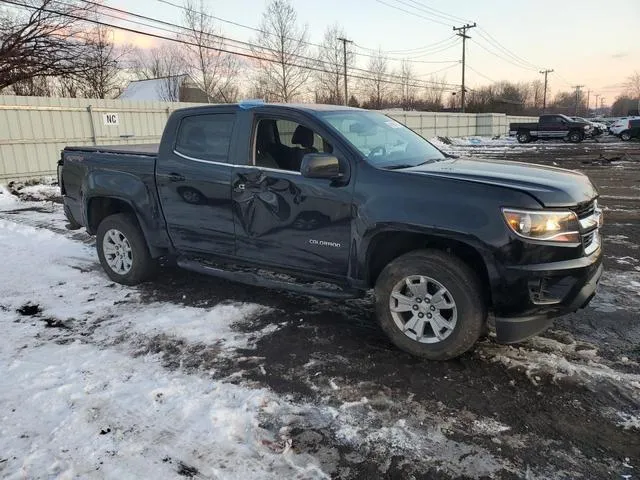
[{"left": 0, "top": 95, "right": 537, "bottom": 182}]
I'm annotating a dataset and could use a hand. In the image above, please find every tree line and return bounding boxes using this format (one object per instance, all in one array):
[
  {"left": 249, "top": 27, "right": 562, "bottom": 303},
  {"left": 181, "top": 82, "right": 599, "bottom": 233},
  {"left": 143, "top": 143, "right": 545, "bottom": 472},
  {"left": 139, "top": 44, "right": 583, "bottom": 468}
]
[{"left": 1, "top": 0, "right": 638, "bottom": 116}]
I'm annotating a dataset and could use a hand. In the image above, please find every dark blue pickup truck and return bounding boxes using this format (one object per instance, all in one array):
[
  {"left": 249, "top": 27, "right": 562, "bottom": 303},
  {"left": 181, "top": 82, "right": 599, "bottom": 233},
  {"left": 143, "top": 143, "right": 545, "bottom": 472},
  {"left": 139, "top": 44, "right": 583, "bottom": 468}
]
[{"left": 58, "top": 102, "right": 603, "bottom": 360}]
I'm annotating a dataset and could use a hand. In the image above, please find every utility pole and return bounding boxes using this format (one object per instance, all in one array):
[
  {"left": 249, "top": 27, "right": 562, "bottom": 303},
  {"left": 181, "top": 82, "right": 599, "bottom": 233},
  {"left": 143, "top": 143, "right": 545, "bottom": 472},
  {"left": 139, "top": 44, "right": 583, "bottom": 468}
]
[
  {"left": 539, "top": 69, "right": 553, "bottom": 113},
  {"left": 594, "top": 94, "right": 600, "bottom": 113},
  {"left": 572, "top": 85, "right": 584, "bottom": 116},
  {"left": 453, "top": 22, "right": 476, "bottom": 113},
  {"left": 337, "top": 37, "right": 353, "bottom": 106},
  {"left": 586, "top": 90, "right": 591, "bottom": 115}
]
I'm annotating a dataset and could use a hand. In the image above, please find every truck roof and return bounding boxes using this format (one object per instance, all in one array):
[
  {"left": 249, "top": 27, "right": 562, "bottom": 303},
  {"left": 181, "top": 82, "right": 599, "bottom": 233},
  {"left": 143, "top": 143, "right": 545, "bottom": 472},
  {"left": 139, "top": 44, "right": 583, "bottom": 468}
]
[{"left": 173, "top": 102, "right": 363, "bottom": 116}]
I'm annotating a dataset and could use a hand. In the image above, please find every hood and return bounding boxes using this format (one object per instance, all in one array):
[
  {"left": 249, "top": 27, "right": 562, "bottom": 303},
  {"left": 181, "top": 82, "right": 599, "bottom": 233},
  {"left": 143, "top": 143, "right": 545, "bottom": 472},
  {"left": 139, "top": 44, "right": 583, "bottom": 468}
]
[{"left": 404, "top": 158, "right": 598, "bottom": 207}]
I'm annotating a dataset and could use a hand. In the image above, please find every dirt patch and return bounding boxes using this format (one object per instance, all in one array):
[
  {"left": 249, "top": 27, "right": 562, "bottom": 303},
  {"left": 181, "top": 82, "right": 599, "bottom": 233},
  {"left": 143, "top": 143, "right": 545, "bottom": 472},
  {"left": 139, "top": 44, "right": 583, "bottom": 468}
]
[{"left": 16, "top": 303, "right": 42, "bottom": 316}]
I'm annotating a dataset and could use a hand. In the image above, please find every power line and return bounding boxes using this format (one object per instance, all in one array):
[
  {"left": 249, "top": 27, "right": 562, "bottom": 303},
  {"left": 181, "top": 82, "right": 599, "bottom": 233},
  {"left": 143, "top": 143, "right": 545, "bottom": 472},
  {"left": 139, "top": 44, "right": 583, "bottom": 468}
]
[
  {"left": 65, "top": 0, "right": 459, "bottom": 87},
  {"left": 466, "top": 65, "right": 495, "bottom": 83},
  {"left": 399, "top": 0, "right": 471, "bottom": 24},
  {"left": 476, "top": 28, "right": 540, "bottom": 71},
  {"left": 415, "top": 62, "right": 460, "bottom": 77},
  {"left": 155, "top": 0, "right": 456, "bottom": 66},
  {"left": 354, "top": 35, "right": 457, "bottom": 55},
  {"left": 468, "top": 38, "right": 538, "bottom": 72},
  {"left": 1, "top": 0, "right": 460, "bottom": 92},
  {"left": 374, "top": 0, "right": 453, "bottom": 27}
]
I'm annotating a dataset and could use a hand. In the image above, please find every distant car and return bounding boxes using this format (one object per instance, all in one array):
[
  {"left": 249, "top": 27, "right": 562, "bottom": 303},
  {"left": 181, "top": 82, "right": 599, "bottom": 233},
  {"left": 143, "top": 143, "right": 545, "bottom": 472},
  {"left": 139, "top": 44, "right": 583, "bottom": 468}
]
[
  {"left": 610, "top": 117, "right": 640, "bottom": 136},
  {"left": 509, "top": 114, "right": 592, "bottom": 143},
  {"left": 619, "top": 119, "right": 640, "bottom": 141},
  {"left": 571, "top": 117, "right": 606, "bottom": 136}
]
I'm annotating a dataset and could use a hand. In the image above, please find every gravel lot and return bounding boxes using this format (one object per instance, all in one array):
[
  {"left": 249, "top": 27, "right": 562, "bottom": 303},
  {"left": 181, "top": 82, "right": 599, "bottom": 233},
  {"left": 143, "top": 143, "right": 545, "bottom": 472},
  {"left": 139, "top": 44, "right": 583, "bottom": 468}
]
[{"left": 1, "top": 137, "right": 638, "bottom": 479}]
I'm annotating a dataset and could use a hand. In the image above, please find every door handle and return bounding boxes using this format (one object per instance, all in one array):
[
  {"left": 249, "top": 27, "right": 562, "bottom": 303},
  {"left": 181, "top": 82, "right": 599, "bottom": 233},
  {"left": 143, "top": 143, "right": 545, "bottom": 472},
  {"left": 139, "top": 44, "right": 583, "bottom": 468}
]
[{"left": 168, "top": 173, "right": 185, "bottom": 182}]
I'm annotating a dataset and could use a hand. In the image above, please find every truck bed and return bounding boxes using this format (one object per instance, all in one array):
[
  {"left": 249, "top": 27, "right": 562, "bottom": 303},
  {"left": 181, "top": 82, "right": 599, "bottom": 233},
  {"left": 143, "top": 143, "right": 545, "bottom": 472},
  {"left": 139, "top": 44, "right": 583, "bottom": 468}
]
[{"left": 64, "top": 143, "right": 159, "bottom": 156}]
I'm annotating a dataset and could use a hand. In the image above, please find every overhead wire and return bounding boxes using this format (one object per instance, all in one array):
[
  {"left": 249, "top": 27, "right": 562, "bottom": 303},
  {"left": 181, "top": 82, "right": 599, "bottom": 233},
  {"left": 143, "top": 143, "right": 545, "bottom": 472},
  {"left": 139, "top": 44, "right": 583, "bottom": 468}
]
[{"left": 1, "top": 0, "right": 461, "bottom": 91}]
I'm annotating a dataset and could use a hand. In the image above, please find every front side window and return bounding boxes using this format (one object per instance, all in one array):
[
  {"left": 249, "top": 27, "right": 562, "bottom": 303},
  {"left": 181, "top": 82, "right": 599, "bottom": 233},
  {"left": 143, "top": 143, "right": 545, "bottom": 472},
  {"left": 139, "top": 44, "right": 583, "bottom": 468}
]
[
  {"left": 175, "top": 113, "right": 235, "bottom": 162},
  {"left": 253, "top": 118, "right": 333, "bottom": 172},
  {"left": 319, "top": 110, "right": 445, "bottom": 169}
]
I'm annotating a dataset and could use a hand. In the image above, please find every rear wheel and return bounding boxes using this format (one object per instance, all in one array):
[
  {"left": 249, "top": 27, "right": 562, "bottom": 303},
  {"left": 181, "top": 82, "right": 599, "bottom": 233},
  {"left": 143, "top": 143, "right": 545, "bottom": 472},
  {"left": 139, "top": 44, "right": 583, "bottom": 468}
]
[
  {"left": 374, "top": 250, "right": 487, "bottom": 360},
  {"left": 516, "top": 131, "right": 531, "bottom": 143},
  {"left": 568, "top": 130, "right": 584, "bottom": 143},
  {"left": 620, "top": 131, "right": 632, "bottom": 141},
  {"left": 96, "top": 213, "right": 156, "bottom": 285}
]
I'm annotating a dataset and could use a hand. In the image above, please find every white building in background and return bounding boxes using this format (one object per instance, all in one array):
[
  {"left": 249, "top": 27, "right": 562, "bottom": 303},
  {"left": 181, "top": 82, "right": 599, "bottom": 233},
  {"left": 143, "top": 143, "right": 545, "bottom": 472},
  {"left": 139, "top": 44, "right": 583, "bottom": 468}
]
[{"left": 118, "top": 75, "right": 209, "bottom": 103}]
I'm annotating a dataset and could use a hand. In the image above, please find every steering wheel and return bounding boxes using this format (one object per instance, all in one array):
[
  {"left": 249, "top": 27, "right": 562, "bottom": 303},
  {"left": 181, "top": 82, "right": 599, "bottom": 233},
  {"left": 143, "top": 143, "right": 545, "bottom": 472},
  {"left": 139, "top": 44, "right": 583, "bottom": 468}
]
[{"left": 367, "top": 145, "right": 387, "bottom": 159}]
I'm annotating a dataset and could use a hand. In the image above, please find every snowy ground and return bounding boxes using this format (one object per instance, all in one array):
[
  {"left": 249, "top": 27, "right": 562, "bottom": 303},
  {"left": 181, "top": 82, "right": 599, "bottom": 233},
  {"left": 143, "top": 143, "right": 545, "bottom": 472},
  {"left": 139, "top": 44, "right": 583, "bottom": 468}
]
[{"left": 1, "top": 141, "right": 639, "bottom": 479}]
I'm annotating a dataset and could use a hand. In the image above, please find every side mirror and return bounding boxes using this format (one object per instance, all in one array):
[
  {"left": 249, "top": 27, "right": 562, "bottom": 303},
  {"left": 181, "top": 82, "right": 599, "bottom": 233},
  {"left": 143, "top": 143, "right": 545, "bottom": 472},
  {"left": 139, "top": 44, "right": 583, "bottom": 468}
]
[{"left": 300, "top": 153, "right": 341, "bottom": 179}]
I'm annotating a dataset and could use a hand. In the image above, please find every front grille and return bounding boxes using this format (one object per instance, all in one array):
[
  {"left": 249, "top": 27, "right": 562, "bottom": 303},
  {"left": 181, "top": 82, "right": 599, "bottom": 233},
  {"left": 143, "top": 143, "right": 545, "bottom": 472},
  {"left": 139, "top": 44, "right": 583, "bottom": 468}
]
[
  {"left": 573, "top": 200, "right": 595, "bottom": 219},
  {"left": 583, "top": 232, "right": 595, "bottom": 248}
]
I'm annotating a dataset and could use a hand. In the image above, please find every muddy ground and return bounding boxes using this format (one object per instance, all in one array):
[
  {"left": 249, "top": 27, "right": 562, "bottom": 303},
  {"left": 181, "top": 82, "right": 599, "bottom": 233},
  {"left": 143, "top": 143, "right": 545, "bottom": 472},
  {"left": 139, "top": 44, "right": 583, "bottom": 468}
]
[{"left": 2, "top": 138, "right": 640, "bottom": 479}]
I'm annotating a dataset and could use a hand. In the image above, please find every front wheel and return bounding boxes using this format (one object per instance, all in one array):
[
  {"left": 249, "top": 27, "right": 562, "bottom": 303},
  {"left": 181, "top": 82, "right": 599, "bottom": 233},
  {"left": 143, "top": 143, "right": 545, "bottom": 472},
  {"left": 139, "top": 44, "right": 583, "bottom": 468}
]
[
  {"left": 374, "top": 250, "right": 487, "bottom": 360},
  {"left": 96, "top": 213, "right": 156, "bottom": 285},
  {"left": 568, "top": 130, "right": 584, "bottom": 143},
  {"left": 620, "top": 131, "right": 632, "bottom": 141}
]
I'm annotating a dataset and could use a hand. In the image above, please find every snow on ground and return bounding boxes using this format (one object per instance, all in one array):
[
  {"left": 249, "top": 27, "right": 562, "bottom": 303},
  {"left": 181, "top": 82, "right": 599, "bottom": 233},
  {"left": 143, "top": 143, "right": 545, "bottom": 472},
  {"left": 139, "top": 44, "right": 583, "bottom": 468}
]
[
  {"left": 0, "top": 198, "right": 538, "bottom": 478},
  {"left": 0, "top": 184, "right": 19, "bottom": 207},
  {"left": 0, "top": 219, "right": 327, "bottom": 479}
]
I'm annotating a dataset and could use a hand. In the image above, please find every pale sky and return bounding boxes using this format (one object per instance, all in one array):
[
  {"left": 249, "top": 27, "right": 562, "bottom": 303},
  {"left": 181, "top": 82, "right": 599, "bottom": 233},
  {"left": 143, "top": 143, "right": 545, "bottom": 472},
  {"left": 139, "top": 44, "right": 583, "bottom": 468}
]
[{"left": 108, "top": 0, "right": 640, "bottom": 104}]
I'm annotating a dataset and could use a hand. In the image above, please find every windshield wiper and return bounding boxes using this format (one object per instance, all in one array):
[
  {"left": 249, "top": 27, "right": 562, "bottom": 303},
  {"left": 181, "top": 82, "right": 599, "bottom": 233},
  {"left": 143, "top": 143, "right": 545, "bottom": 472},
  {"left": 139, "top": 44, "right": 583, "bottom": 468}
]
[{"left": 383, "top": 159, "right": 440, "bottom": 170}]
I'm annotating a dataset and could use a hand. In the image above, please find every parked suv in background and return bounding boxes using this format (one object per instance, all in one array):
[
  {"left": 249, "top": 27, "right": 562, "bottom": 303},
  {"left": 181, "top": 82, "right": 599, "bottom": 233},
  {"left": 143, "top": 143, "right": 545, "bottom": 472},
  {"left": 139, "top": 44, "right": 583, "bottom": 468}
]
[{"left": 618, "top": 119, "right": 640, "bottom": 141}]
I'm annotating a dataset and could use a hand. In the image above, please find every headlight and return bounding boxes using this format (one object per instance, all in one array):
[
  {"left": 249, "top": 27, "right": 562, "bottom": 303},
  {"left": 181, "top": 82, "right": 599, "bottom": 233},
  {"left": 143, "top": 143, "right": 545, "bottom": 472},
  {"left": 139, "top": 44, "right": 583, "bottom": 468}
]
[
  {"left": 584, "top": 125, "right": 592, "bottom": 130},
  {"left": 502, "top": 208, "right": 581, "bottom": 243}
]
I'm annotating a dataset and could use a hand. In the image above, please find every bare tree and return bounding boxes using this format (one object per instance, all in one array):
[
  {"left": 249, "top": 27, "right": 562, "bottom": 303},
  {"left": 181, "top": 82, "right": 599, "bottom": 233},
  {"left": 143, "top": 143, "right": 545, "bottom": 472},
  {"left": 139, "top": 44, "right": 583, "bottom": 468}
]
[
  {"left": 181, "top": 0, "right": 239, "bottom": 103},
  {"left": 78, "top": 24, "right": 129, "bottom": 99},
  {"left": 252, "top": 0, "right": 311, "bottom": 102},
  {"left": 361, "top": 50, "right": 390, "bottom": 109},
  {"left": 530, "top": 79, "right": 544, "bottom": 110},
  {"left": 57, "top": 75, "right": 82, "bottom": 97},
  {"left": 130, "top": 43, "right": 188, "bottom": 101},
  {"left": 399, "top": 59, "right": 417, "bottom": 110},
  {"left": 423, "top": 75, "right": 447, "bottom": 110},
  {"left": 0, "top": 0, "right": 91, "bottom": 91},
  {"left": 315, "top": 23, "right": 353, "bottom": 104},
  {"left": 10, "top": 75, "right": 53, "bottom": 96},
  {"left": 625, "top": 71, "right": 640, "bottom": 98}
]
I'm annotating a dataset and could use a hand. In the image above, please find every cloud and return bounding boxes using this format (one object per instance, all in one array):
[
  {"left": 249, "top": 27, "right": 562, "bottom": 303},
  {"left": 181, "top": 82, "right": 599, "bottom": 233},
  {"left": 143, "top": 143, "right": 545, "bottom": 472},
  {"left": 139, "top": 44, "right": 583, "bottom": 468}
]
[{"left": 611, "top": 52, "right": 629, "bottom": 59}]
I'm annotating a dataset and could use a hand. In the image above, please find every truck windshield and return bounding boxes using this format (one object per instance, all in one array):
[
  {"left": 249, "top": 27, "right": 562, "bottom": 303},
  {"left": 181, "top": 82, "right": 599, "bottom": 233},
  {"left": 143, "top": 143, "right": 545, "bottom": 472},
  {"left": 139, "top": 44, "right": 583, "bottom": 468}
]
[{"left": 319, "top": 110, "right": 446, "bottom": 169}]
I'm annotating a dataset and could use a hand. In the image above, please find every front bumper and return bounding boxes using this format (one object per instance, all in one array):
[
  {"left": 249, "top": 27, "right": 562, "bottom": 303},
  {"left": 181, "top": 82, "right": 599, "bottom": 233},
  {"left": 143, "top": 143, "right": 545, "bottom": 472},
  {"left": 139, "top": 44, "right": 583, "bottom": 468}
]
[
  {"left": 494, "top": 261, "right": 602, "bottom": 343},
  {"left": 493, "top": 250, "right": 603, "bottom": 344}
]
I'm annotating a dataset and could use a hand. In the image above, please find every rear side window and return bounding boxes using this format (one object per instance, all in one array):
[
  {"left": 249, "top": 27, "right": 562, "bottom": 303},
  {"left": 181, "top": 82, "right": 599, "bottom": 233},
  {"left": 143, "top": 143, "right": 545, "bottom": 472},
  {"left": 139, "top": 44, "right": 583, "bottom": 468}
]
[{"left": 175, "top": 114, "right": 235, "bottom": 162}]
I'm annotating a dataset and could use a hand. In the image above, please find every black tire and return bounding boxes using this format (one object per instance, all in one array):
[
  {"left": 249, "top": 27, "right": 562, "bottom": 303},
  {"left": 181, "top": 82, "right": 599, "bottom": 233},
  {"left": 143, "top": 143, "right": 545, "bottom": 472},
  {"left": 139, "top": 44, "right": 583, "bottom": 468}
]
[
  {"left": 516, "top": 131, "right": 531, "bottom": 143},
  {"left": 620, "top": 131, "right": 632, "bottom": 142},
  {"left": 568, "top": 130, "right": 583, "bottom": 143},
  {"left": 96, "top": 213, "right": 156, "bottom": 285},
  {"left": 374, "top": 250, "right": 487, "bottom": 360}
]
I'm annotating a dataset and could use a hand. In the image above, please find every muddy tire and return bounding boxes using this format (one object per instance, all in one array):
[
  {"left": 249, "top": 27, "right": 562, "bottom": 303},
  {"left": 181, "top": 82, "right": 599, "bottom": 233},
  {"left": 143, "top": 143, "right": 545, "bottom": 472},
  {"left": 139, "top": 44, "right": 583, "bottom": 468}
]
[
  {"left": 374, "top": 250, "right": 486, "bottom": 360},
  {"left": 620, "top": 131, "right": 632, "bottom": 141},
  {"left": 568, "top": 130, "right": 584, "bottom": 143},
  {"left": 96, "top": 213, "right": 156, "bottom": 285}
]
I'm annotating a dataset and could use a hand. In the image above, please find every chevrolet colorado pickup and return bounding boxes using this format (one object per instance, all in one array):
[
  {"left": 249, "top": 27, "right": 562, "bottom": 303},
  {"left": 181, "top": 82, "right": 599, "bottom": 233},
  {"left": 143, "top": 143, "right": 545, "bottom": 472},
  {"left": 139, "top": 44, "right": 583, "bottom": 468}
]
[
  {"left": 509, "top": 114, "right": 593, "bottom": 143},
  {"left": 58, "top": 102, "right": 603, "bottom": 360}
]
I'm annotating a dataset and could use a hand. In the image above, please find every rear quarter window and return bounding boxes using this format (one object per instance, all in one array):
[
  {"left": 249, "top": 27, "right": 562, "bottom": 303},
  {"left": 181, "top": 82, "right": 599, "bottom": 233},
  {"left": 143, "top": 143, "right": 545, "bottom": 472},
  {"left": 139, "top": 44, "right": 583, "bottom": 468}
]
[{"left": 175, "top": 114, "right": 236, "bottom": 162}]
